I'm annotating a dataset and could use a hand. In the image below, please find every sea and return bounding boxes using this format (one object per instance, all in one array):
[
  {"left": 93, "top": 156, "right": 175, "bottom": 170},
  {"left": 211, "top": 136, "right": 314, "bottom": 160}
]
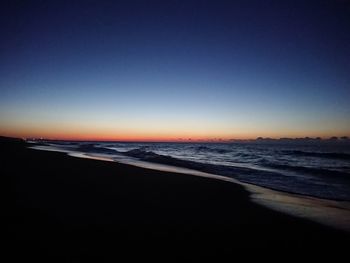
[{"left": 30, "top": 141, "right": 350, "bottom": 201}]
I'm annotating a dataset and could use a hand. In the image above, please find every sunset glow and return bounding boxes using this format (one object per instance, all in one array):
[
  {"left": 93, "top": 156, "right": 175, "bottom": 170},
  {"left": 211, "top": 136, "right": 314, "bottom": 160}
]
[
  {"left": 1, "top": 1, "right": 349, "bottom": 141},
  {"left": 3, "top": 2, "right": 350, "bottom": 259}
]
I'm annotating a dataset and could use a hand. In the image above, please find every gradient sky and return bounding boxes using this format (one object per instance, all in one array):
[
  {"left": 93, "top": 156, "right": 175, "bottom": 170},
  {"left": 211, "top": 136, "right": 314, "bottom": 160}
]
[{"left": 1, "top": 0, "right": 349, "bottom": 141}]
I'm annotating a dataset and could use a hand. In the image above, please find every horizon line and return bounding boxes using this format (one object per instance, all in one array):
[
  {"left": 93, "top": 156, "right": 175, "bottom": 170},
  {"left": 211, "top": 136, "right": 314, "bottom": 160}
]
[{"left": 20, "top": 135, "right": 350, "bottom": 143}]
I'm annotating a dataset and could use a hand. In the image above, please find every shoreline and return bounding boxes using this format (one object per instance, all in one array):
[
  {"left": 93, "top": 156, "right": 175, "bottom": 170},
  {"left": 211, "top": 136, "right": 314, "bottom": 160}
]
[
  {"left": 31, "top": 144, "right": 350, "bottom": 232},
  {"left": 3, "top": 138, "right": 350, "bottom": 259}
]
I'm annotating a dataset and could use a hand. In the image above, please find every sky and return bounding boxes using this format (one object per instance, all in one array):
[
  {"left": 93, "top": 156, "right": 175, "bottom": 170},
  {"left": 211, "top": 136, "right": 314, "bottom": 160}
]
[{"left": 1, "top": 0, "right": 349, "bottom": 141}]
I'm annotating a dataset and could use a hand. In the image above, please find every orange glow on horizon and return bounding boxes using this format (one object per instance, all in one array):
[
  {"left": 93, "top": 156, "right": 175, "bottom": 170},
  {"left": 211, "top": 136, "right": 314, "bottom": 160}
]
[{"left": 1, "top": 127, "right": 349, "bottom": 142}]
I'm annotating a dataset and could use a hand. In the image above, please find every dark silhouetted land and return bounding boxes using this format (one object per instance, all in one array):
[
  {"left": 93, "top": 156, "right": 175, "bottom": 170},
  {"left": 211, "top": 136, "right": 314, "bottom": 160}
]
[{"left": 2, "top": 137, "right": 349, "bottom": 261}]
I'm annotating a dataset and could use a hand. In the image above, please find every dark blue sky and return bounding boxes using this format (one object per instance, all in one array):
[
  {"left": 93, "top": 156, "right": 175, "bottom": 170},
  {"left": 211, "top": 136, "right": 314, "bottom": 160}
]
[{"left": 1, "top": 0, "right": 349, "bottom": 140}]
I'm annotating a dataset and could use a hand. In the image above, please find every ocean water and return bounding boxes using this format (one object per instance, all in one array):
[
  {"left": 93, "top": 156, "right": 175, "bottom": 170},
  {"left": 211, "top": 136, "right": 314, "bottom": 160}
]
[{"left": 31, "top": 141, "right": 350, "bottom": 201}]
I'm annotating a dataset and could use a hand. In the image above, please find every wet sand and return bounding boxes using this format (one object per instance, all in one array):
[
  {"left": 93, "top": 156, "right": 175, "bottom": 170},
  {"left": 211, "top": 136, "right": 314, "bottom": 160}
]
[{"left": 2, "top": 137, "right": 349, "bottom": 261}]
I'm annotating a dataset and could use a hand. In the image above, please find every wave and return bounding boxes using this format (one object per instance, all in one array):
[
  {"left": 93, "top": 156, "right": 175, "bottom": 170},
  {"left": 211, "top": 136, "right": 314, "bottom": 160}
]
[
  {"left": 121, "top": 149, "right": 289, "bottom": 179},
  {"left": 45, "top": 143, "right": 350, "bottom": 181},
  {"left": 261, "top": 163, "right": 350, "bottom": 179},
  {"left": 119, "top": 148, "right": 350, "bottom": 200},
  {"left": 76, "top": 144, "right": 119, "bottom": 154},
  {"left": 85, "top": 147, "right": 240, "bottom": 179},
  {"left": 283, "top": 150, "right": 350, "bottom": 160},
  {"left": 194, "top": 146, "right": 231, "bottom": 154},
  {"left": 81, "top": 146, "right": 349, "bottom": 181}
]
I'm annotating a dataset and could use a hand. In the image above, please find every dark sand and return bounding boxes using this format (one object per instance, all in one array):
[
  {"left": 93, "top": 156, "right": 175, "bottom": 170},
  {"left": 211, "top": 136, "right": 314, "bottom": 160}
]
[{"left": 2, "top": 137, "right": 349, "bottom": 261}]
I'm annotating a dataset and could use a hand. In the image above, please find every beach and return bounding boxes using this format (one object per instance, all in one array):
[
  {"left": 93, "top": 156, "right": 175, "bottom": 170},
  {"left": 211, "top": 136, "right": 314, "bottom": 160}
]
[{"left": 3, "top": 137, "right": 349, "bottom": 261}]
